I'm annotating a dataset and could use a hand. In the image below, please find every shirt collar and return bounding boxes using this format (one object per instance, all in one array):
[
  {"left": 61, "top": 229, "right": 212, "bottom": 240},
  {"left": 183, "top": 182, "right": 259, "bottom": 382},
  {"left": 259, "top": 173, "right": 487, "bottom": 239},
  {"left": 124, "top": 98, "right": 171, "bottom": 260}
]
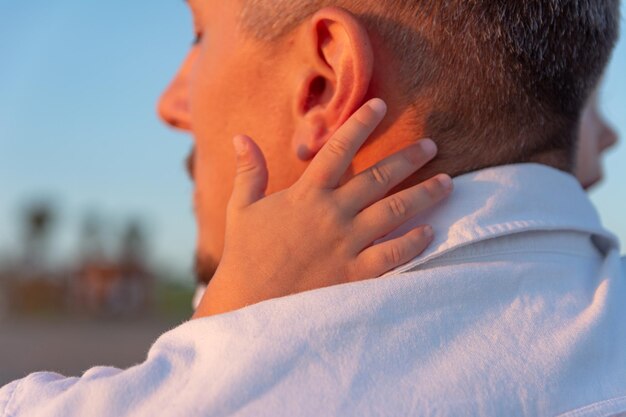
[
  {"left": 380, "top": 163, "right": 619, "bottom": 276},
  {"left": 193, "top": 163, "right": 619, "bottom": 309}
]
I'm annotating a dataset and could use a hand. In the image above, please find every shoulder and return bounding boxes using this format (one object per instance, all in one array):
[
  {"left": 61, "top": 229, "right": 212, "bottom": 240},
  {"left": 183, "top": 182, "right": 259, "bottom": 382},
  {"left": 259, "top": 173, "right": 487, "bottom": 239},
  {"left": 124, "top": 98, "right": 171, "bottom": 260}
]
[
  {"left": 0, "top": 319, "right": 215, "bottom": 417},
  {"left": 0, "top": 379, "right": 21, "bottom": 416}
]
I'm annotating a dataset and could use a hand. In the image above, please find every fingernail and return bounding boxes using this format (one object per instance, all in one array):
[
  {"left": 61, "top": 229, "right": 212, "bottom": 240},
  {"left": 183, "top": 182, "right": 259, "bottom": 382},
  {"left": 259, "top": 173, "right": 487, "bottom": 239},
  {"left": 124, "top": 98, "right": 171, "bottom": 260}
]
[
  {"left": 418, "top": 139, "right": 437, "bottom": 157},
  {"left": 437, "top": 174, "right": 453, "bottom": 190},
  {"left": 368, "top": 98, "right": 387, "bottom": 115},
  {"left": 233, "top": 135, "right": 248, "bottom": 156}
]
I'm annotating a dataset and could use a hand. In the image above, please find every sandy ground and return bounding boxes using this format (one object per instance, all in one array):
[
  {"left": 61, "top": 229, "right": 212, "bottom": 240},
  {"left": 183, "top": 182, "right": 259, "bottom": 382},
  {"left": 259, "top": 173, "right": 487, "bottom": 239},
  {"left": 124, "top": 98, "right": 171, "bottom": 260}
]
[{"left": 0, "top": 315, "right": 185, "bottom": 386}]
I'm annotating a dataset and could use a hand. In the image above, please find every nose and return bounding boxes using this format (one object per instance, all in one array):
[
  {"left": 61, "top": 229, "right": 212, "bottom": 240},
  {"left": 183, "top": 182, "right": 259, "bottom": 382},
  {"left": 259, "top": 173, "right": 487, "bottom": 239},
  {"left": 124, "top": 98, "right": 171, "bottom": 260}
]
[
  {"left": 158, "top": 81, "right": 191, "bottom": 131},
  {"left": 157, "top": 52, "right": 196, "bottom": 131}
]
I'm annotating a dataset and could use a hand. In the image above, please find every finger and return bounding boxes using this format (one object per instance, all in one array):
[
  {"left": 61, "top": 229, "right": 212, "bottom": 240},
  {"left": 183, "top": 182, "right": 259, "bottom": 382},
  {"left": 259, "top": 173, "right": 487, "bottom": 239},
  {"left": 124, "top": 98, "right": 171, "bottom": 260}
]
[
  {"left": 353, "top": 174, "right": 453, "bottom": 249},
  {"left": 351, "top": 225, "right": 434, "bottom": 280},
  {"left": 300, "top": 98, "right": 387, "bottom": 189},
  {"left": 337, "top": 139, "right": 438, "bottom": 214},
  {"left": 228, "top": 135, "right": 269, "bottom": 210}
]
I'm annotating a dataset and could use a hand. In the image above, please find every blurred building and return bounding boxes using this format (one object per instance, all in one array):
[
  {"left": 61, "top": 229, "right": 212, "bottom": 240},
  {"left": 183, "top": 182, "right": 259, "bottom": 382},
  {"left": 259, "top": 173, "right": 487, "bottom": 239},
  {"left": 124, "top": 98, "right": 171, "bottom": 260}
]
[
  {"left": 72, "top": 218, "right": 153, "bottom": 316},
  {"left": 1, "top": 202, "right": 66, "bottom": 314},
  {"left": 0, "top": 204, "right": 154, "bottom": 317}
]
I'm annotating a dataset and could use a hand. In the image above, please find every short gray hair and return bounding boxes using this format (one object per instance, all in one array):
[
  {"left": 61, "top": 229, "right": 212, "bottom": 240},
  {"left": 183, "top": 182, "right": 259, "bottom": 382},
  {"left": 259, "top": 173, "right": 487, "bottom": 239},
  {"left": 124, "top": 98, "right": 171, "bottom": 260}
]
[{"left": 239, "top": 0, "right": 620, "bottom": 173}]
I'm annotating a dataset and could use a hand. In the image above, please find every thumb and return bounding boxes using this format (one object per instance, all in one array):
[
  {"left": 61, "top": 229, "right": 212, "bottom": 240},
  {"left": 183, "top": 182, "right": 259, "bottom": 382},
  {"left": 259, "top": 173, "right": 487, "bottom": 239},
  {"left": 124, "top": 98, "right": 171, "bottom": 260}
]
[{"left": 229, "top": 134, "right": 269, "bottom": 210}]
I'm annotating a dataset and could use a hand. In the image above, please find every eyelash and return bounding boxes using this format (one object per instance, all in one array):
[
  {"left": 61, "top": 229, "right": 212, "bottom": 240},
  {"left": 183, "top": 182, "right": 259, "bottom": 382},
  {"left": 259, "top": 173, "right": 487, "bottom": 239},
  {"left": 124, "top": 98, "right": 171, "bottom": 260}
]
[{"left": 192, "top": 33, "right": 202, "bottom": 46}]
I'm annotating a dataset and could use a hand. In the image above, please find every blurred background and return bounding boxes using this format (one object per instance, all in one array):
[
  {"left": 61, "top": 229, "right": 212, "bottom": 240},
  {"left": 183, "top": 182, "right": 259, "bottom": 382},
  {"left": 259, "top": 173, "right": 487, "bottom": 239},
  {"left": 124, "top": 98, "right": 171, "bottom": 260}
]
[
  {"left": 0, "top": 1, "right": 625, "bottom": 385},
  {"left": 0, "top": 1, "right": 196, "bottom": 384}
]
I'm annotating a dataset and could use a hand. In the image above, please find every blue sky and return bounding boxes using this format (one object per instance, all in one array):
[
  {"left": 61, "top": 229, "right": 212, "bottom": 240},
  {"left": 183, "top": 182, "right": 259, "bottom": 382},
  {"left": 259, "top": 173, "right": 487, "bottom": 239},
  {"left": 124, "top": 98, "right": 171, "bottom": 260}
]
[
  {"left": 1, "top": 1, "right": 625, "bottom": 281},
  {"left": 0, "top": 0, "right": 195, "bottom": 277}
]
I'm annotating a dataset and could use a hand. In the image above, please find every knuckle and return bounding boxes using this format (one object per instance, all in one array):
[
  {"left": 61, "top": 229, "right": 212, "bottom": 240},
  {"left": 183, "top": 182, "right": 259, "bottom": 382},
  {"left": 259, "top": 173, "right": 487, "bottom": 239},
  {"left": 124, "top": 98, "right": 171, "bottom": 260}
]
[
  {"left": 306, "top": 170, "right": 332, "bottom": 187},
  {"left": 353, "top": 105, "right": 378, "bottom": 129},
  {"left": 404, "top": 146, "right": 426, "bottom": 166},
  {"left": 388, "top": 196, "right": 408, "bottom": 218},
  {"left": 236, "top": 161, "right": 258, "bottom": 176},
  {"left": 369, "top": 165, "right": 391, "bottom": 187},
  {"left": 385, "top": 244, "right": 403, "bottom": 266},
  {"left": 351, "top": 115, "right": 370, "bottom": 131},
  {"left": 423, "top": 180, "right": 444, "bottom": 199},
  {"left": 413, "top": 228, "right": 432, "bottom": 249},
  {"left": 326, "top": 137, "right": 351, "bottom": 157},
  {"left": 237, "top": 165, "right": 255, "bottom": 175},
  {"left": 424, "top": 175, "right": 452, "bottom": 199},
  {"left": 287, "top": 184, "right": 310, "bottom": 203},
  {"left": 325, "top": 208, "right": 344, "bottom": 230}
]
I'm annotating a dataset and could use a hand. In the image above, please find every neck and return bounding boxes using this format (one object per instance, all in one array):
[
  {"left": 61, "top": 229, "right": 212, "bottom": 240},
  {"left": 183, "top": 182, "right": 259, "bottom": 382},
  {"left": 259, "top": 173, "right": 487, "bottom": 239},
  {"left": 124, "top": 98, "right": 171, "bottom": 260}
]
[{"left": 352, "top": 105, "right": 574, "bottom": 191}]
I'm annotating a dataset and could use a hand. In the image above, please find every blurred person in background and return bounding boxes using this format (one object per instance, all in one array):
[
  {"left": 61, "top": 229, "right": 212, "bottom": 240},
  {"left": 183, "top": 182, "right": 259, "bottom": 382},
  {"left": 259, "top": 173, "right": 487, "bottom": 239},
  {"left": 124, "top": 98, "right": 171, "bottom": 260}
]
[
  {"left": 575, "top": 87, "right": 620, "bottom": 190},
  {"left": 1, "top": 1, "right": 625, "bottom": 416}
]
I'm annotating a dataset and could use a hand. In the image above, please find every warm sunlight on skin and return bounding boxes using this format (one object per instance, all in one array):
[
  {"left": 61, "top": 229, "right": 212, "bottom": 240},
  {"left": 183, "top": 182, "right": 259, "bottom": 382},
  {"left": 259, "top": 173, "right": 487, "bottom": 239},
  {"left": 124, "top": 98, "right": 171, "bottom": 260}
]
[
  {"left": 157, "top": 1, "right": 427, "bottom": 282},
  {"left": 158, "top": 0, "right": 305, "bottom": 271},
  {"left": 192, "top": 100, "right": 453, "bottom": 318},
  {"left": 158, "top": 0, "right": 619, "bottom": 286}
]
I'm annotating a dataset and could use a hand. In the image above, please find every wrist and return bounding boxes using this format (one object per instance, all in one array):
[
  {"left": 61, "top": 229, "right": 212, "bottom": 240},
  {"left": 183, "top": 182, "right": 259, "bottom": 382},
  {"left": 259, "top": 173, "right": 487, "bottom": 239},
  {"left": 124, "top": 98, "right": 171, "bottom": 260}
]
[{"left": 191, "top": 266, "right": 252, "bottom": 319}]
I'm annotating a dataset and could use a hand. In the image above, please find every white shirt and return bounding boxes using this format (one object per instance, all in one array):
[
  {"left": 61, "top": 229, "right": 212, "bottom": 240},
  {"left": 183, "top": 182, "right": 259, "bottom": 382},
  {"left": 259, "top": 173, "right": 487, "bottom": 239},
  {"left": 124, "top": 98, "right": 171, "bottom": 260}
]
[{"left": 2, "top": 163, "right": 625, "bottom": 417}]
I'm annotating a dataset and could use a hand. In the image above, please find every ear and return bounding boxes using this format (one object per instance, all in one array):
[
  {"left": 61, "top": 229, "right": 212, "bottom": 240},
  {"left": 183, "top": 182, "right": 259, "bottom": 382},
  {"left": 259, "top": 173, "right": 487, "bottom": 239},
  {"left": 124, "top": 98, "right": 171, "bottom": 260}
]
[{"left": 291, "top": 7, "right": 374, "bottom": 160}]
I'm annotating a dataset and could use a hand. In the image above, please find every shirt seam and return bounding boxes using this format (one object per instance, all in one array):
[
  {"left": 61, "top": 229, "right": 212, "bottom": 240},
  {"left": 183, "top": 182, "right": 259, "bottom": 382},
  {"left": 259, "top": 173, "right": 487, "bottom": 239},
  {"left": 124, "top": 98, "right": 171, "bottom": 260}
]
[
  {"left": 418, "top": 248, "right": 599, "bottom": 267},
  {"left": 555, "top": 395, "right": 626, "bottom": 417},
  {"left": 386, "top": 222, "right": 617, "bottom": 276}
]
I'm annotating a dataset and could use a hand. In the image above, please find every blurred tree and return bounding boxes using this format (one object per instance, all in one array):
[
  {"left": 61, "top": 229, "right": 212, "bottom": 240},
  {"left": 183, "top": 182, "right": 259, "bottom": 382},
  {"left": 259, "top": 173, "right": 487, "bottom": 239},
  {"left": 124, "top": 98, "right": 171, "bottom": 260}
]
[
  {"left": 21, "top": 201, "right": 56, "bottom": 272},
  {"left": 115, "top": 220, "right": 153, "bottom": 314},
  {"left": 78, "top": 212, "right": 106, "bottom": 263},
  {"left": 119, "top": 220, "right": 148, "bottom": 266}
]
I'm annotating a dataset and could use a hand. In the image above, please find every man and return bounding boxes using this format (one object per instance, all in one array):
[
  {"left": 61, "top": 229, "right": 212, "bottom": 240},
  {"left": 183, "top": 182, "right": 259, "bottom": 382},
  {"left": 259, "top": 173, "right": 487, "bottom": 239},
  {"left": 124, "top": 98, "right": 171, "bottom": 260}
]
[{"left": 1, "top": 1, "right": 623, "bottom": 416}]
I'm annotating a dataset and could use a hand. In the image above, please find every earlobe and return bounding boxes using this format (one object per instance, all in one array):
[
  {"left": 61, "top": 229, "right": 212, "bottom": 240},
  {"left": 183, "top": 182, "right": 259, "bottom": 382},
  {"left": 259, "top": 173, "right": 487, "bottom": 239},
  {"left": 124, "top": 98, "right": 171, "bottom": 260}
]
[
  {"left": 293, "top": 113, "right": 328, "bottom": 161},
  {"left": 291, "top": 6, "right": 374, "bottom": 161}
]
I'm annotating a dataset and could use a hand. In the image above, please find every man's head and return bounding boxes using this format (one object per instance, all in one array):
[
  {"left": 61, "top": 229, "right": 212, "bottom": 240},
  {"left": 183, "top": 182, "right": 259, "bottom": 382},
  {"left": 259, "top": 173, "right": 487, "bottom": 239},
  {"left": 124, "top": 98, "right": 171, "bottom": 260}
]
[{"left": 158, "top": 0, "right": 620, "bottom": 284}]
